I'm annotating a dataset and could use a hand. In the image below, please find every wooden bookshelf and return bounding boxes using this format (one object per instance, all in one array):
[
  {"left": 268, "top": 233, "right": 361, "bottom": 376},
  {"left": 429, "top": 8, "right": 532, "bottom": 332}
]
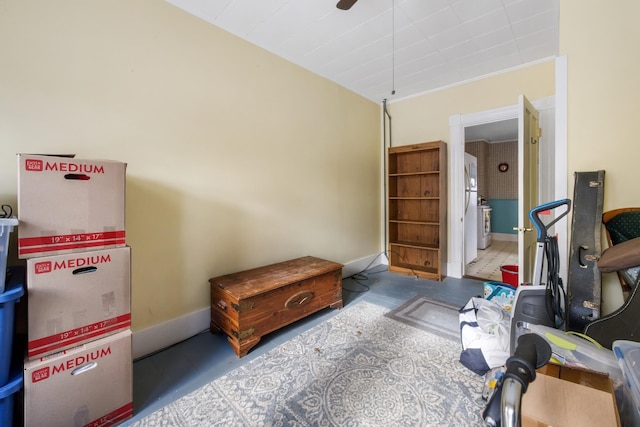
[{"left": 388, "top": 141, "right": 447, "bottom": 280}]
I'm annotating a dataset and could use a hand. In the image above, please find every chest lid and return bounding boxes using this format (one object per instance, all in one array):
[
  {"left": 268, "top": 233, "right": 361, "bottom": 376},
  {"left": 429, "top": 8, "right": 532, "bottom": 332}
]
[{"left": 209, "top": 256, "right": 343, "bottom": 299}]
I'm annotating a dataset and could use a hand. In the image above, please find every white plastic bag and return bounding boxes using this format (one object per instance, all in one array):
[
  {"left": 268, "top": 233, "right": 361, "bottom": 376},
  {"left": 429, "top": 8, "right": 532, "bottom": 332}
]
[{"left": 459, "top": 297, "right": 511, "bottom": 375}]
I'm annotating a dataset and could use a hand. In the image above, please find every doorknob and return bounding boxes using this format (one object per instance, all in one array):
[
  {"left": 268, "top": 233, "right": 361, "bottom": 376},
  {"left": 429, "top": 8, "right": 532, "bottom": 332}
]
[{"left": 512, "top": 227, "right": 533, "bottom": 232}]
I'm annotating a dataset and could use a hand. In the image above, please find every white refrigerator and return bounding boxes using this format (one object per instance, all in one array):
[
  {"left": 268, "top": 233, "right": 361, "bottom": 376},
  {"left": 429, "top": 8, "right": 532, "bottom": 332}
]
[{"left": 464, "top": 153, "right": 478, "bottom": 265}]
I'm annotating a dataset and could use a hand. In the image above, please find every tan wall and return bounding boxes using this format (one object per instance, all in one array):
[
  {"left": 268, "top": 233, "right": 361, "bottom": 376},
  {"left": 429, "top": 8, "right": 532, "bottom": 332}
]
[
  {"left": 388, "top": 0, "right": 640, "bottom": 313},
  {"left": 0, "top": 1, "right": 381, "bottom": 331},
  {"left": 387, "top": 61, "right": 555, "bottom": 148},
  {"left": 389, "top": 61, "right": 555, "bottom": 273},
  {"left": 560, "top": 0, "right": 640, "bottom": 312},
  {"left": 561, "top": 1, "right": 640, "bottom": 208},
  {"left": 6, "top": 0, "right": 635, "bottom": 334}
]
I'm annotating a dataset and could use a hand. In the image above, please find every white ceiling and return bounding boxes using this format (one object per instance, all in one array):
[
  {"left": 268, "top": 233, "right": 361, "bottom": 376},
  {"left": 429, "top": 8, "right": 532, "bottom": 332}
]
[
  {"left": 166, "top": 0, "right": 559, "bottom": 103},
  {"left": 466, "top": 118, "right": 518, "bottom": 143}
]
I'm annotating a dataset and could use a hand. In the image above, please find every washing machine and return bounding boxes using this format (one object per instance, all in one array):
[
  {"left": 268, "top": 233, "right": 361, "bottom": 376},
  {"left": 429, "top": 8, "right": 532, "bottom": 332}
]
[{"left": 478, "top": 205, "right": 492, "bottom": 249}]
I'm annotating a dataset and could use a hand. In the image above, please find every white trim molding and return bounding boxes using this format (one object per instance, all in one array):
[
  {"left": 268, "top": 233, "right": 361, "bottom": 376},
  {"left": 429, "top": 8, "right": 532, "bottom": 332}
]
[{"left": 448, "top": 93, "right": 562, "bottom": 279}]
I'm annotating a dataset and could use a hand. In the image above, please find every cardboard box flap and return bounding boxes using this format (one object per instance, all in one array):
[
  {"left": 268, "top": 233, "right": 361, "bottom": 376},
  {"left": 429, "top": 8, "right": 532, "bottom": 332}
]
[
  {"left": 522, "top": 374, "right": 618, "bottom": 426},
  {"left": 522, "top": 364, "right": 620, "bottom": 427}
]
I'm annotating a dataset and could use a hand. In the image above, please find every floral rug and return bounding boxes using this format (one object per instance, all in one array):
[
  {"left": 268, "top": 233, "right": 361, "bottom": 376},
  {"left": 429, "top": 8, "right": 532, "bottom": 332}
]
[{"left": 132, "top": 300, "right": 485, "bottom": 426}]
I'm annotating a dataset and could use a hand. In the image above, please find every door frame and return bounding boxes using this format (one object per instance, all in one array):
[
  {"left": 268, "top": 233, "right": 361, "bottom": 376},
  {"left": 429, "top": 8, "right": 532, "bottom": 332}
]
[{"left": 447, "top": 56, "right": 568, "bottom": 280}]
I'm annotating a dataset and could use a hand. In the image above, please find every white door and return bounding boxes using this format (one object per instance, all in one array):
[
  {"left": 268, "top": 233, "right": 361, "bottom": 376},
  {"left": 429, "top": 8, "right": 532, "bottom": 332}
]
[
  {"left": 464, "top": 153, "right": 478, "bottom": 266},
  {"left": 517, "top": 95, "right": 540, "bottom": 285}
]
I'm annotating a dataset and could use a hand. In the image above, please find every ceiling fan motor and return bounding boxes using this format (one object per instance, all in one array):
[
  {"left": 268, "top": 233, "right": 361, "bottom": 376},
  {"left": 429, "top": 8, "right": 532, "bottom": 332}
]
[{"left": 336, "top": 0, "right": 358, "bottom": 11}]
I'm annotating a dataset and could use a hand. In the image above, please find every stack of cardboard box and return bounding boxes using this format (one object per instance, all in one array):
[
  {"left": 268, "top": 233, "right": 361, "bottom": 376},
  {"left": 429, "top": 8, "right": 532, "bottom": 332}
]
[{"left": 17, "top": 154, "right": 132, "bottom": 427}]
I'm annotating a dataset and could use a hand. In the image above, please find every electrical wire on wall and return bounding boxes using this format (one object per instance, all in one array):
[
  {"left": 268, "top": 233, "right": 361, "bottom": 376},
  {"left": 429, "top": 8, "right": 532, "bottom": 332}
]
[
  {"left": 346, "top": 0, "right": 408, "bottom": 293},
  {"left": 383, "top": 99, "right": 392, "bottom": 260},
  {"left": 344, "top": 97, "right": 421, "bottom": 293},
  {"left": 343, "top": 99, "right": 398, "bottom": 294},
  {"left": 383, "top": 0, "right": 395, "bottom": 260},
  {"left": 391, "top": 0, "right": 396, "bottom": 95}
]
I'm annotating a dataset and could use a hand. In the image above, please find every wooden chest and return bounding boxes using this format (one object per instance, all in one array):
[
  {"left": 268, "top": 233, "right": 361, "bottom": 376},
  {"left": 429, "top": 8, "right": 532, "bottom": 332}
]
[{"left": 209, "top": 256, "right": 343, "bottom": 357}]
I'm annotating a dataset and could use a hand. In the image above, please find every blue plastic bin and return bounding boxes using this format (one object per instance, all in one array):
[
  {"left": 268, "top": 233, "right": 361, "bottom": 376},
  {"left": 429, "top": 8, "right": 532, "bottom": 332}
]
[
  {"left": 0, "top": 217, "right": 18, "bottom": 293},
  {"left": 0, "top": 277, "right": 24, "bottom": 385},
  {"left": 0, "top": 373, "right": 22, "bottom": 427}
]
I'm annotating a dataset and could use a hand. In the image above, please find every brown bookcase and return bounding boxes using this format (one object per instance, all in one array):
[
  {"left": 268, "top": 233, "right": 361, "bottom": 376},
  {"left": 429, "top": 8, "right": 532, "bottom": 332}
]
[{"left": 387, "top": 141, "right": 447, "bottom": 280}]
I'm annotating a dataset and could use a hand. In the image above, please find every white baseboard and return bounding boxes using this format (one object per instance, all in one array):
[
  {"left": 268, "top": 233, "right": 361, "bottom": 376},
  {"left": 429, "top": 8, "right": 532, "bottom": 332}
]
[
  {"left": 132, "top": 253, "right": 386, "bottom": 359},
  {"left": 446, "top": 262, "right": 462, "bottom": 279},
  {"left": 341, "top": 252, "right": 388, "bottom": 277},
  {"left": 132, "top": 307, "right": 210, "bottom": 360},
  {"left": 491, "top": 233, "right": 518, "bottom": 242}
]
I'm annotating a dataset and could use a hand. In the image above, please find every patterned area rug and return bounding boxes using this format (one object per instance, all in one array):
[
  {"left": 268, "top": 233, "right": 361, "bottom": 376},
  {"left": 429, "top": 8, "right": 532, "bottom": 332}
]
[
  {"left": 132, "top": 301, "right": 484, "bottom": 427},
  {"left": 384, "top": 295, "right": 461, "bottom": 341}
]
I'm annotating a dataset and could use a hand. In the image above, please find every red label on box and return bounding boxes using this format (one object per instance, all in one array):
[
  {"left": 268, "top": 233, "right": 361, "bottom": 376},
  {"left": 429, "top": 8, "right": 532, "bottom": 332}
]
[
  {"left": 24, "top": 158, "right": 107, "bottom": 174},
  {"left": 18, "top": 230, "right": 126, "bottom": 256},
  {"left": 44, "top": 161, "right": 105, "bottom": 174},
  {"left": 33, "top": 254, "right": 113, "bottom": 274},
  {"left": 24, "top": 158, "right": 43, "bottom": 171},
  {"left": 51, "top": 346, "right": 112, "bottom": 376},
  {"left": 87, "top": 402, "right": 133, "bottom": 427},
  {"left": 32, "top": 367, "right": 50, "bottom": 383},
  {"left": 28, "top": 314, "right": 131, "bottom": 358},
  {"left": 34, "top": 261, "right": 52, "bottom": 274},
  {"left": 20, "top": 230, "right": 125, "bottom": 247}
]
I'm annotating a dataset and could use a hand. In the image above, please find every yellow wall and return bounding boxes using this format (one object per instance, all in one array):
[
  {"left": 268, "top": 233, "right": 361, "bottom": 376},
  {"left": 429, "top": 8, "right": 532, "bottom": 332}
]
[
  {"left": 387, "top": 61, "right": 555, "bottom": 148},
  {"left": 4, "top": 0, "right": 636, "bottom": 335},
  {"left": 0, "top": 1, "right": 381, "bottom": 331},
  {"left": 560, "top": 0, "right": 640, "bottom": 312},
  {"left": 389, "top": 0, "right": 640, "bottom": 313},
  {"left": 561, "top": 0, "right": 640, "bottom": 209},
  {"left": 389, "top": 61, "right": 555, "bottom": 270}
]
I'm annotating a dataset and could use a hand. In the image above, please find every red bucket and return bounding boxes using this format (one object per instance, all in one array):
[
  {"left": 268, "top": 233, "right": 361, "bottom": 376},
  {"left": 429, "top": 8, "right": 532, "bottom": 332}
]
[{"left": 500, "top": 265, "right": 519, "bottom": 288}]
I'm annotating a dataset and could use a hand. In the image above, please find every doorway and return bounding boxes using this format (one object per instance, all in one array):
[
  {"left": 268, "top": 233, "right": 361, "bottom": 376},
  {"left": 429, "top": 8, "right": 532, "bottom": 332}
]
[
  {"left": 447, "top": 96, "right": 559, "bottom": 280},
  {"left": 463, "top": 120, "right": 519, "bottom": 282}
]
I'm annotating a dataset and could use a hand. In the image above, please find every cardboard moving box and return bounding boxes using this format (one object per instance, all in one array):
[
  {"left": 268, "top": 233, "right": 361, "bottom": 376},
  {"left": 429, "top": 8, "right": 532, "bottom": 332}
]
[
  {"left": 24, "top": 330, "right": 132, "bottom": 427},
  {"left": 27, "top": 247, "right": 131, "bottom": 359},
  {"left": 17, "top": 154, "right": 126, "bottom": 259},
  {"left": 522, "top": 364, "right": 620, "bottom": 427}
]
